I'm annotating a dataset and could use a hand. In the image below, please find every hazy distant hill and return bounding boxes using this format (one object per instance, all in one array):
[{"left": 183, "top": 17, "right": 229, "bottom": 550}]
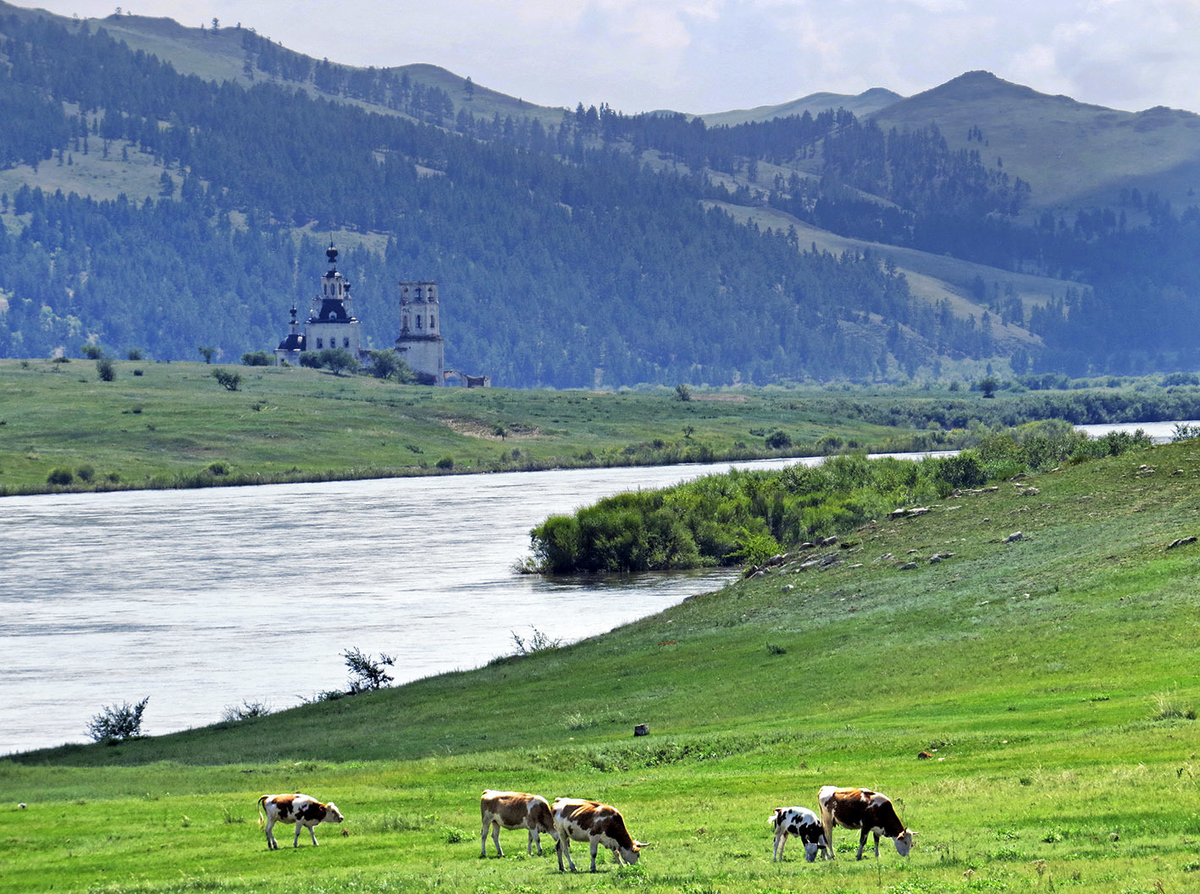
[
  {"left": 1, "top": 4, "right": 1199, "bottom": 381},
  {"left": 699, "top": 87, "right": 904, "bottom": 127},
  {"left": 870, "top": 70, "right": 1200, "bottom": 216}
]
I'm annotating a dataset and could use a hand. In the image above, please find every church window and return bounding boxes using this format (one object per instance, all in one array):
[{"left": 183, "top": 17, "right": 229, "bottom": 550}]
[
  {"left": 430, "top": 316, "right": 436, "bottom": 330},
  {"left": 343, "top": 338, "right": 350, "bottom": 348},
  {"left": 316, "top": 338, "right": 323, "bottom": 349},
  {"left": 416, "top": 315, "right": 422, "bottom": 329}
]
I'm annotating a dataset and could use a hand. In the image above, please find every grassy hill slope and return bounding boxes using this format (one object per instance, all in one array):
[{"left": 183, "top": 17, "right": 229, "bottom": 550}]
[
  {"left": 4, "top": 439, "right": 1198, "bottom": 893},
  {"left": 709, "top": 199, "right": 1067, "bottom": 341},
  {"left": 3, "top": 3, "right": 569, "bottom": 126},
  {"left": 871, "top": 70, "right": 1200, "bottom": 217}
]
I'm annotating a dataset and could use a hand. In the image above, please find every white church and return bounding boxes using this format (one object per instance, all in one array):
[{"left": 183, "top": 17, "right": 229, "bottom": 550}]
[{"left": 275, "top": 244, "right": 487, "bottom": 386}]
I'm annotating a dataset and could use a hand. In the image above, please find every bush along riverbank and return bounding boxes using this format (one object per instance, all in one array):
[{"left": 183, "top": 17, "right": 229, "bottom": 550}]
[{"left": 529, "top": 421, "right": 1154, "bottom": 573}]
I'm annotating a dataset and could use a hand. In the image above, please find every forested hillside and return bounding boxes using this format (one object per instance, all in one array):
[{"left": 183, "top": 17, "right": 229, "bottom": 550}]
[{"left": 2, "top": 6, "right": 1200, "bottom": 383}]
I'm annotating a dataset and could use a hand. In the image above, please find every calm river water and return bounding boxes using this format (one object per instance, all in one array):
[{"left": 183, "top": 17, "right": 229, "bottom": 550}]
[
  {"left": 1, "top": 459, "right": 803, "bottom": 755},
  {"left": 3, "top": 421, "right": 1187, "bottom": 756}
]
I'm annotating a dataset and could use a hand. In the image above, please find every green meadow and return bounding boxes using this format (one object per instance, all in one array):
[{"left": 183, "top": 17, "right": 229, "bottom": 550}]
[
  {"left": 0, "top": 357, "right": 931, "bottom": 495},
  {"left": 7, "top": 356, "right": 1200, "bottom": 499},
  {"left": 4, "top": 438, "right": 1199, "bottom": 893}
]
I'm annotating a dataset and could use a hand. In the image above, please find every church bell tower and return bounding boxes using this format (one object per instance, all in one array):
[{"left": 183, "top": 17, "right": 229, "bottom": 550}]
[{"left": 395, "top": 281, "right": 445, "bottom": 385}]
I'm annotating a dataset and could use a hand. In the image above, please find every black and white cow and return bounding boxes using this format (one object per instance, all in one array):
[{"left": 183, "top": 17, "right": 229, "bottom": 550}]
[{"left": 769, "top": 806, "right": 831, "bottom": 862}]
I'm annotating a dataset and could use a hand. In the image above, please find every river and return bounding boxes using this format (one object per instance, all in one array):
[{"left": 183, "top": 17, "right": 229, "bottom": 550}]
[
  {"left": 1, "top": 458, "right": 801, "bottom": 755},
  {"left": 2, "top": 421, "right": 1189, "bottom": 756}
]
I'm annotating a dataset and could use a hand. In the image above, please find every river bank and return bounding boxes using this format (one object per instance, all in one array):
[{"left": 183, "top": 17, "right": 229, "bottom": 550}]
[{"left": 4, "top": 357, "right": 1199, "bottom": 497}]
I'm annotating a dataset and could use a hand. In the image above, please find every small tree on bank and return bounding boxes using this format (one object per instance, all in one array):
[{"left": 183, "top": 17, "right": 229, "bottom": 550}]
[
  {"left": 343, "top": 647, "right": 395, "bottom": 693},
  {"left": 87, "top": 697, "right": 149, "bottom": 742}
]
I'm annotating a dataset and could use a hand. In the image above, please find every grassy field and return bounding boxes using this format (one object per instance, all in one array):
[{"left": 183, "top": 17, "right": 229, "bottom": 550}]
[
  {"left": 0, "top": 358, "right": 932, "bottom": 495},
  {"left": 3, "top": 439, "right": 1199, "bottom": 893}
]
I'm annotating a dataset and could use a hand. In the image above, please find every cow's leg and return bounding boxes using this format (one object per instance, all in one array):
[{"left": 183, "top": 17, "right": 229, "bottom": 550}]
[
  {"left": 294, "top": 822, "right": 303, "bottom": 848},
  {"left": 589, "top": 839, "right": 600, "bottom": 872},
  {"left": 873, "top": 831, "right": 881, "bottom": 858},
  {"left": 529, "top": 828, "right": 542, "bottom": 856},
  {"left": 264, "top": 817, "right": 278, "bottom": 850},
  {"left": 856, "top": 828, "right": 869, "bottom": 860},
  {"left": 557, "top": 836, "right": 576, "bottom": 872},
  {"left": 480, "top": 820, "right": 488, "bottom": 857},
  {"left": 308, "top": 823, "right": 320, "bottom": 846},
  {"left": 487, "top": 821, "right": 503, "bottom": 857},
  {"left": 823, "top": 819, "right": 836, "bottom": 859},
  {"left": 773, "top": 830, "right": 786, "bottom": 861}
]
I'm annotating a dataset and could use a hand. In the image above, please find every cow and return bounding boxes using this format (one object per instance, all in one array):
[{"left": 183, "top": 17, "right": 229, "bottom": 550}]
[
  {"left": 817, "top": 785, "right": 915, "bottom": 860},
  {"left": 551, "top": 797, "right": 648, "bottom": 872},
  {"left": 257, "top": 793, "right": 344, "bottom": 850},
  {"left": 480, "top": 790, "right": 556, "bottom": 857},
  {"left": 769, "top": 806, "right": 831, "bottom": 862}
]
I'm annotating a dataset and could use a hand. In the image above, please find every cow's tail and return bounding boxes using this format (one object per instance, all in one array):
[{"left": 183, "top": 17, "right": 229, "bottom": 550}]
[{"left": 257, "top": 794, "right": 268, "bottom": 827}]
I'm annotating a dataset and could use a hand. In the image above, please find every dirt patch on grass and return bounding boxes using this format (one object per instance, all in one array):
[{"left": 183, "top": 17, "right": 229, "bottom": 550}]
[{"left": 443, "top": 419, "right": 543, "bottom": 440}]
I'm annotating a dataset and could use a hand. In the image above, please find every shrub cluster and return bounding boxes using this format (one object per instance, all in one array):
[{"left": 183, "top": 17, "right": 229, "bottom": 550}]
[
  {"left": 299, "top": 348, "right": 360, "bottom": 375},
  {"left": 87, "top": 697, "right": 149, "bottom": 743},
  {"left": 530, "top": 422, "right": 1153, "bottom": 574}
]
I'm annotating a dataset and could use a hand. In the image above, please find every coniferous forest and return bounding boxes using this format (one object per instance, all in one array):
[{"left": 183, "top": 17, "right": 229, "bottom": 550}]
[{"left": 2, "top": 9, "right": 1200, "bottom": 384}]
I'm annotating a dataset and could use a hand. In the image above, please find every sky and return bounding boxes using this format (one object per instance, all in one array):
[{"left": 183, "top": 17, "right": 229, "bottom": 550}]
[{"left": 23, "top": 0, "right": 1200, "bottom": 116}]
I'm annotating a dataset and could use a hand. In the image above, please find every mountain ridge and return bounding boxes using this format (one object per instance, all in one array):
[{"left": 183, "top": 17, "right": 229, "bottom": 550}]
[{"left": 1, "top": 2, "right": 1199, "bottom": 381}]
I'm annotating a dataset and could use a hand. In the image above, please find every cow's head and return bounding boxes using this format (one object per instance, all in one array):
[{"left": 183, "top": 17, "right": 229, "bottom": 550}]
[
  {"left": 617, "top": 840, "right": 649, "bottom": 865},
  {"left": 894, "top": 829, "right": 915, "bottom": 856},
  {"left": 326, "top": 803, "right": 345, "bottom": 824},
  {"left": 803, "top": 841, "right": 823, "bottom": 862}
]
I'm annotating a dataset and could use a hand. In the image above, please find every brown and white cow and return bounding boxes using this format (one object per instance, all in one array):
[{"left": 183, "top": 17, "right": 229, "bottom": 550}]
[
  {"left": 551, "top": 797, "right": 648, "bottom": 872},
  {"left": 257, "top": 793, "right": 344, "bottom": 850},
  {"left": 480, "top": 790, "right": 556, "bottom": 857},
  {"left": 817, "top": 785, "right": 915, "bottom": 860},
  {"left": 769, "top": 805, "right": 831, "bottom": 862}
]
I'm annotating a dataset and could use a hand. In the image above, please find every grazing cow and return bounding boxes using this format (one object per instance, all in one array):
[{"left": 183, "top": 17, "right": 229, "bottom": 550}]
[
  {"left": 817, "top": 786, "right": 915, "bottom": 860},
  {"left": 480, "top": 790, "right": 556, "bottom": 857},
  {"left": 551, "top": 797, "right": 648, "bottom": 872},
  {"left": 769, "top": 806, "right": 830, "bottom": 862},
  {"left": 257, "top": 793, "right": 344, "bottom": 850}
]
